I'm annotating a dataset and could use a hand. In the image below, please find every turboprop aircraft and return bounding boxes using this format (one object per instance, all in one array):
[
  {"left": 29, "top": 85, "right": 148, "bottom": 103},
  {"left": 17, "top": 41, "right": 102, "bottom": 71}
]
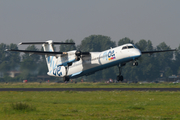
[{"left": 6, "top": 40, "right": 176, "bottom": 82}]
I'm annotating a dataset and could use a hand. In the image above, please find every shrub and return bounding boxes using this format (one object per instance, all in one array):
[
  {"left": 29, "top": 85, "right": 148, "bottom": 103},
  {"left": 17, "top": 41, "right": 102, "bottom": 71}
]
[{"left": 11, "top": 102, "right": 36, "bottom": 111}]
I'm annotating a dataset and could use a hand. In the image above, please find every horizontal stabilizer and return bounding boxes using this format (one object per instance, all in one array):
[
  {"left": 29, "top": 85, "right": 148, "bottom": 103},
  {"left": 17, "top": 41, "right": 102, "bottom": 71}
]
[
  {"left": 142, "top": 49, "right": 177, "bottom": 54},
  {"left": 18, "top": 42, "right": 75, "bottom": 45}
]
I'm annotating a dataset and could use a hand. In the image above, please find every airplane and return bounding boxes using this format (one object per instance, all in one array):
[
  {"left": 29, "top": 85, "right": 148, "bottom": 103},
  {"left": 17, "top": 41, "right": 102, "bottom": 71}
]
[{"left": 6, "top": 40, "right": 176, "bottom": 82}]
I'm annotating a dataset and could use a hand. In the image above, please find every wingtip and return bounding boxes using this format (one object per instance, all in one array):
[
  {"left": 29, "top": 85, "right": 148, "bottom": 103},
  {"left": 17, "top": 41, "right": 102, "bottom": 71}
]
[{"left": 18, "top": 42, "right": 22, "bottom": 45}]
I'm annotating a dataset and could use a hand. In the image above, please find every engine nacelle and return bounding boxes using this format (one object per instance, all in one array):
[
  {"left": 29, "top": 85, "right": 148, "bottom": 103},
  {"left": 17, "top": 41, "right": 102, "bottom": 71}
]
[{"left": 75, "top": 50, "right": 81, "bottom": 61}]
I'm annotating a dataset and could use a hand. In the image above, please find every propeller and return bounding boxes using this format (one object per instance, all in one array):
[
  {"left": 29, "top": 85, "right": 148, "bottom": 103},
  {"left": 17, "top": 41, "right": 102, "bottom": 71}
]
[
  {"left": 75, "top": 50, "right": 90, "bottom": 61},
  {"left": 75, "top": 50, "right": 82, "bottom": 56},
  {"left": 75, "top": 50, "right": 82, "bottom": 61}
]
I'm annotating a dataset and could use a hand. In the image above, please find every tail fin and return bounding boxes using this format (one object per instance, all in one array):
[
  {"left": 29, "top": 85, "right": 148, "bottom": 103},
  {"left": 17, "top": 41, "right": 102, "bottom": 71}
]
[
  {"left": 7, "top": 40, "right": 75, "bottom": 75},
  {"left": 42, "top": 40, "right": 57, "bottom": 72}
]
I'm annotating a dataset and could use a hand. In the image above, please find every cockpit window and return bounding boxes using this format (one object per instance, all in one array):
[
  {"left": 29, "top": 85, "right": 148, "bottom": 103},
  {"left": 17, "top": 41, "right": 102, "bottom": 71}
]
[
  {"left": 128, "top": 46, "right": 134, "bottom": 49},
  {"left": 122, "top": 46, "right": 128, "bottom": 50},
  {"left": 122, "top": 46, "right": 134, "bottom": 50}
]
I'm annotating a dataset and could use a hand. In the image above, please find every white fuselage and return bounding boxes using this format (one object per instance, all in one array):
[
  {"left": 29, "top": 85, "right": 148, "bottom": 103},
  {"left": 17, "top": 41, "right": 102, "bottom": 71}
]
[{"left": 47, "top": 44, "right": 141, "bottom": 78}]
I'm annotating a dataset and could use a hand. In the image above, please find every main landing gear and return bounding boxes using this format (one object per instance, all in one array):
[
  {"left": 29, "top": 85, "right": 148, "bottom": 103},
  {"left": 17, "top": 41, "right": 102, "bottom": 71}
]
[
  {"left": 63, "top": 65, "right": 71, "bottom": 82},
  {"left": 63, "top": 76, "right": 69, "bottom": 82},
  {"left": 117, "top": 63, "right": 125, "bottom": 81},
  {"left": 116, "top": 61, "right": 138, "bottom": 82}
]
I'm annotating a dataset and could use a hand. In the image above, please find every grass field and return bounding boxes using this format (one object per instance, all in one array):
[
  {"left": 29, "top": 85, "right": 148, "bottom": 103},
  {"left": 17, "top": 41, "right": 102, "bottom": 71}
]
[
  {"left": 0, "top": 82, "right": 180, "bottom": 120},
  {"left": 0, "top": 82, "right": 180, "bottom": 88},
  {"left": 0, "top": 91, "right": 180, "bottom": 120}
]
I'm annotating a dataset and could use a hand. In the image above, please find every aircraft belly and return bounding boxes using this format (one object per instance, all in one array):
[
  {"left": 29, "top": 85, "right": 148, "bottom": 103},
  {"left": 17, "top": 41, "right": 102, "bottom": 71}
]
[{"left": 68, "top": 65, "right": 82, "bottom": 76}]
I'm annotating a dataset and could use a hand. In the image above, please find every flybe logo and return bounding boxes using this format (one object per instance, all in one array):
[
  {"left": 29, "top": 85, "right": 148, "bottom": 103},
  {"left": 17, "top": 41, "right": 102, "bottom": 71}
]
[
  {"left": 108, "top": 56, "right": 116, "bottom": 60},
  {"left": 103, "top": 50, "right": 116, "bottom": 61},
  {"left": 108, "top": 50, "right": 115, "bottom": 60},
  {"left": 53, "top": 66, "right": 62, "bottom": 76}
]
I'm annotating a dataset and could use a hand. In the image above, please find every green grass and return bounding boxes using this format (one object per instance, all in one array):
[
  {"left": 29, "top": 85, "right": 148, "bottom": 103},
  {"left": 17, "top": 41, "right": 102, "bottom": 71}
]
[
  {"left": 0, "top": 82, "right": 180, "bottom": 88},
  {"left": 0, "top": 91, "right": 180, "bottom": 120},
  {"left": 11, "top": 102, "right": 36, "bottom": 111}
]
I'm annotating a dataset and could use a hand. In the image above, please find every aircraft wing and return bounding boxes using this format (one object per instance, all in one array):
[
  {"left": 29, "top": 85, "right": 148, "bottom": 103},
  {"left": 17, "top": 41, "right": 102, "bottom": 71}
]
[
  {"left": 6, "top": 49, "right": 90, "bottom": 56},
  {"left": 5, "top": 49, "right": 67, "bottom": 56},
  {"left": 141, "top": 49, "right": 177, "bottom": 55}
]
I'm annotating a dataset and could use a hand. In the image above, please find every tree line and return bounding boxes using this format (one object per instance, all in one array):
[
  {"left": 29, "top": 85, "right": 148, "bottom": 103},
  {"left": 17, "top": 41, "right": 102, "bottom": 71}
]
[{"left": 0, "top": 35, "right": 180, "bottom": 82}]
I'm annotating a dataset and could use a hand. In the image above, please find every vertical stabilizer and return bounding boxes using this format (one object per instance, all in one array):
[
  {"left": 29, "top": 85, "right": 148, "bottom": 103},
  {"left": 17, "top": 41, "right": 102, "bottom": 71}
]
[{"left": 42, "top": 40, "right": 57, "bottom": 72}]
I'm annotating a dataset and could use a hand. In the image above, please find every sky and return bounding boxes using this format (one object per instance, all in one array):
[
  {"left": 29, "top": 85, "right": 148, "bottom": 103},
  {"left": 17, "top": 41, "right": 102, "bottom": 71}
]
[{"left": 0, "top": 0, "right": 180, "bottom": 50}]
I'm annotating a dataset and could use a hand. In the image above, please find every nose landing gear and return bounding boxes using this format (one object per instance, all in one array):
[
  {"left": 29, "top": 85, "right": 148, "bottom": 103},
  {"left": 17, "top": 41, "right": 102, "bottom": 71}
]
[
  {"left": 63, "top": 65, "right": 70, "bottom": 82},
  {"left": 63, "top": 76, "right": 69, "bottom": 82},
  {"left": 117, "top": 75, "right": 123, "bottom": 81},
  {"left": 132, "top": 61, "right": 138, "bottom": 66}
]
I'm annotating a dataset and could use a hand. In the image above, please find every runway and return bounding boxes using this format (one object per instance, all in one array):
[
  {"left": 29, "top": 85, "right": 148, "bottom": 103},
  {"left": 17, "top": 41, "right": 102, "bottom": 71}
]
[{"left": 0, "top": 88, "right": 180, "bottom": 91}]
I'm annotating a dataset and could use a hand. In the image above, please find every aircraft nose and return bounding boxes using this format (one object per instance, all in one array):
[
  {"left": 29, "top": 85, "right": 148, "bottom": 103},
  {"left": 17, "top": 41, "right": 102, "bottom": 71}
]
[
  {"left": 137, "top": 49, "right": 142, "bottom": 56},
  {"left": 133, "top": 49, "right": 141, "bottom": 57}
]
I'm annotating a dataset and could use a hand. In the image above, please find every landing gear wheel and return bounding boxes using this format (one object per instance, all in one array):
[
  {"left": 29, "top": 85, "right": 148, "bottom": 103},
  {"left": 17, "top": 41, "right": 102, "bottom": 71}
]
[
  {"left": 117, "top": 75, "right": 124, "bottom": 81},
  {"left": 119, "top": 75, "right": 123, "bottom": 81},
  {"left": 133, "top": 61, "right": 138, "bottom": 66},
  {"left": 116, "top": 63, "right": 125, "bottom": 82},
  {"left": 63, "top": 76, "right": 69, "bottom": 82}
]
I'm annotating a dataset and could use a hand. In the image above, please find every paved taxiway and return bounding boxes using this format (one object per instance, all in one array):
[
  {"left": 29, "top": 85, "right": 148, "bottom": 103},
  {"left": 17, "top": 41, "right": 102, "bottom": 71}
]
[{"left": 0, "top": 88, "right": 180, "bottom": 91}]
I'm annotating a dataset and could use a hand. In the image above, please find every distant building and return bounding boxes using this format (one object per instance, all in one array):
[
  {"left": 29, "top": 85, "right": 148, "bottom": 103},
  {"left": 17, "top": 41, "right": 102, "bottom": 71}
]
[
  {"left": 168, "top": 75, "right": 179, "bottom": 82},
  {"left": 168, "top": 75, "right": 177, "bottom": 79},
  {"left": 7, "top": 71, "right": 21, "bottom": 78}
]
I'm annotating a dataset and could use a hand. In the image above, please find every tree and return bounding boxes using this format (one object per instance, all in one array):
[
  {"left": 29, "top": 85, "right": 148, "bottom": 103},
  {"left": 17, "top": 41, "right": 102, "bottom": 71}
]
[
  {"left": 118, "top": 37, "right": 134, "bottom": 46},
  {"left": 137, "top": 40, "right": 159, "bottom": 80},
  {"left": 177, "top": 67, "right": 180, "bottom": 75},
  {"left": 135, "top": 39, "right": 148, "bottom": 51},
  {"left": 7, "top": 43, "right": 20, "bottom": 70},
  {"left": 37, "top": 47, "right": 48, "bottom": 75},
  {"left": 155, "top": 42, "right": 173, "bottom": 73},
  {"left": 0, "top": 43, "right": 20, "bottom": 72},
  {"left": 79, "top": 35, "right": 116, "bottom": 52},
  {"left": 164, "top": 67, "right": 173, "bottom": 77},
  {"left": 20, "top": 45, "right": 40, "bottom": 80},
  {"left": 0, "top": 43, "right": 9, "bottom": 72},
  {"left": 174, "top": 44, "right": 180, "bottom": 75},
  {"left": 59, "top": 39, "right": 76, "bottom": 52}
]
